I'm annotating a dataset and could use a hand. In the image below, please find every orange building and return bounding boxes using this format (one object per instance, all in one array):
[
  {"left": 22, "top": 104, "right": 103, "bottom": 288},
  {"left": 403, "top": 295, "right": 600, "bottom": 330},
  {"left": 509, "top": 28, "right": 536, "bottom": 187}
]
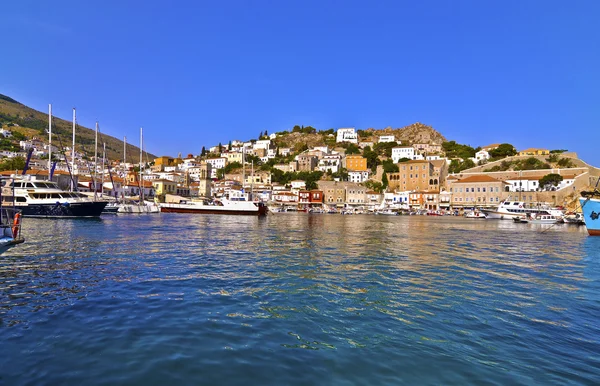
[{"left": 345, "top": 155, "right": 367, "bottom": 171}]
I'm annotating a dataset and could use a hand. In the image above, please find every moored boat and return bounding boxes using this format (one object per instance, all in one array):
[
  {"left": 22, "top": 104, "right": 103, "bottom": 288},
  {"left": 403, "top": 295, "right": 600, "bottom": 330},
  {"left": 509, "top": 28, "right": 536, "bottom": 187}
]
[
  {"left": 481, "top": 199, "right": 564, "bottom": 220},
  {"left": 580, "top": 191, "right": 600, "bottom": 236},
  {"left": 159, "top": 190, "right": 267, "bottom": 216},
  {"left": 465, "top": 210, "right": 487, "bottom": 219},
  {"left": 1, "top": 175, "right": 107, "bottom": 218}
]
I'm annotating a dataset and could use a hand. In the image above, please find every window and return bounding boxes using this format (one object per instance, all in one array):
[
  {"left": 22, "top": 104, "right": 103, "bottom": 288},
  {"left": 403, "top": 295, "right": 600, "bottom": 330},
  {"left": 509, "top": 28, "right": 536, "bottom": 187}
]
[{"left": 482, "top": 188, "right": 486, "bottom": 192}]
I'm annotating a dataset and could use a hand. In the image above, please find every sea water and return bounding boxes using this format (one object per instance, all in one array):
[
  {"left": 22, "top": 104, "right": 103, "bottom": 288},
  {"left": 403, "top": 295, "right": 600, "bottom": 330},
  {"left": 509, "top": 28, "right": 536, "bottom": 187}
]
[{"left": 1, "top": 214, "right": 599, "bottom": 385}]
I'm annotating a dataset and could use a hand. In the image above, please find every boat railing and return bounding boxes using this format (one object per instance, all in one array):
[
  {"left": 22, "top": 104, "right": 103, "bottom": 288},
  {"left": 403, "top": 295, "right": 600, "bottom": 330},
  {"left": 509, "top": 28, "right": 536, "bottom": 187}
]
[{"left": 0, "top": 207, "right": 24, "bottom": 241}]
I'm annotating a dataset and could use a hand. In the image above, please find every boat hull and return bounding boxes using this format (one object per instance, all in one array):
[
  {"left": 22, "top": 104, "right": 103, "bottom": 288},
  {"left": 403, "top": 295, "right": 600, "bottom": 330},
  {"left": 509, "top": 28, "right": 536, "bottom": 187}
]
[
  {"left": 160, "top": 203, "right": 267, "bottom": 216},
  {"left": 579, "top": 197, "right": 600, "bottom": 236},
  {"left": 9, "top": 201, "right": 107, "bottom": 218}
]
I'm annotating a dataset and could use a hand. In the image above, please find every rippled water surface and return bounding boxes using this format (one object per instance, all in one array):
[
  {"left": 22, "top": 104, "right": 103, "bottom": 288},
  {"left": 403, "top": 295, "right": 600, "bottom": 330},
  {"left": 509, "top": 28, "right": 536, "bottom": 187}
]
[{"left": 1, "top": 213, "right": 599, "bottom": 385}]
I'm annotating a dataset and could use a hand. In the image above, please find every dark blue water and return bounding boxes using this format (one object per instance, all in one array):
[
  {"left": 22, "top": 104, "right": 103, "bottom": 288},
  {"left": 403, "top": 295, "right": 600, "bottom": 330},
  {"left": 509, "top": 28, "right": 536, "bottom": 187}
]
[{"left": 1, "top": 214, "right": 599, "bottom": 385}]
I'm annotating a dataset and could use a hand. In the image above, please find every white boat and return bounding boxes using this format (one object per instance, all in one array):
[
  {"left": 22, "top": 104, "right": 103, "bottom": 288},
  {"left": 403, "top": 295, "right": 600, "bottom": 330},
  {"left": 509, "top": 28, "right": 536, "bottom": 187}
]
[
  {"left": 376, "top": 209, "right": 398, "bottom": 216},
  {"left": 563, "top": 213, "right": 584, "bottom": 225},
  {"left": 117, "top": 127, "right": 159, "bottom": 215},
  {"left": 528, "top": 213, "right": 560, "bottom": 224},
  {"left": 465, "top": 210, "right": 487, "bottom": 219},
  {"left": 159, "top": 190, "right": 267, "bottom": 216},
  {"left": 117, "top": 200, "right": 160, "bottom": 214},
  {"left": 481, "top": 200, "right": 564, "bottom": 220},
  {"left": 1, "top": 175, "right": 107, "bottom": 218}
]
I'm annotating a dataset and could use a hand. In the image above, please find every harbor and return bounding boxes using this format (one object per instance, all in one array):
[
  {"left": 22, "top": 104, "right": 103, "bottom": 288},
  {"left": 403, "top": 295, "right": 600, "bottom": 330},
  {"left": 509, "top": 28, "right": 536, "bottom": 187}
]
[{"left": 1, "top": 213, "right": 598, "bottom": 385}]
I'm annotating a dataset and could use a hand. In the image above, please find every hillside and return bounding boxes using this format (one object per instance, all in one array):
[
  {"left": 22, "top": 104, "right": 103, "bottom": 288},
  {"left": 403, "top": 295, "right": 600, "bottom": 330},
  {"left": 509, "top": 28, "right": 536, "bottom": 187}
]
[
  {"left": 0, "top": 94, "right": 155, "bottom": 163},
  {"left": 271, "top": 122, "right": 447, "bottom": 151},
  {"left": 359, "top": 123, "right": 447, "bottom": 144}
]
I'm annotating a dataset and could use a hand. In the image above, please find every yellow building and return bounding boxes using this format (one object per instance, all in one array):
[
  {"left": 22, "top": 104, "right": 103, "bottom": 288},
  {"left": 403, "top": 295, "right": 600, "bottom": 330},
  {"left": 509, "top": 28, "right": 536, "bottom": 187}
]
[
  {"left": 152, "top": 179, "right": 177, "bottom": 196},
  {"left": 345, "top": 155, "right": 367, "bottom": 171},
  {"left": 224, "top": 152, "right": 243, "bottom": 164},
  {"left": 518, "top": 148, "right": 550, "bottom": 156}
]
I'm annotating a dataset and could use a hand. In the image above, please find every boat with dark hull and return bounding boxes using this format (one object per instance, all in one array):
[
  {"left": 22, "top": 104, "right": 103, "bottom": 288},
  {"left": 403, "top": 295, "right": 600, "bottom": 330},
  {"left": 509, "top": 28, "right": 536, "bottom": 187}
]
[
  {"left": 159, "top": 190, "right": 267, "bottom": 216},
  {"left": 2, "top": 176, "right": 107, "bottom": 218},
  {"left": 580, "top": 190, "right": 600, "bottom": 236}
]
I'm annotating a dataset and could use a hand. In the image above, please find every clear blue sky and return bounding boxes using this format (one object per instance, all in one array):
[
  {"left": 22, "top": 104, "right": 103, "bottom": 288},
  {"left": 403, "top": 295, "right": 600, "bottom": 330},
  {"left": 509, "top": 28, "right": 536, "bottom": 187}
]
[{"left": 2, "top": 1, "right": 599, "bottom": 164}]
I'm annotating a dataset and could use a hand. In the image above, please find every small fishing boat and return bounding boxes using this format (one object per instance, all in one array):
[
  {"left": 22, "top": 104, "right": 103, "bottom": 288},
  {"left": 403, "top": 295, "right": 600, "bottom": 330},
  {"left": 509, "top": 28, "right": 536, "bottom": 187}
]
[
  {"left": 563, "top": 213, "right": 584, "bottom": 225},
  {"left": 528, "top": 212, "right": 560, "bottom": 224},
  {"left": 580, "top": 190, "right": 600, "bottom": 236},
  {"left": 465, "top": 210, "right": 487, "bottom": 219}
]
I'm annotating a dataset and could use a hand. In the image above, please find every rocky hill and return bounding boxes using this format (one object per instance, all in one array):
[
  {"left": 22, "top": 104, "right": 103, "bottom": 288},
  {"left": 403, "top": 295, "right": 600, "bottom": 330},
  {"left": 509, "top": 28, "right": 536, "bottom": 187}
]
[
  {"left": 359, "top": 122, "right": 447, "bottom": 144},
  {"left": 0, "top": 94, "right": 154, "bottom": 163},
  {"left": 271, "top": 122, "right": 447, "bottom": 151}
]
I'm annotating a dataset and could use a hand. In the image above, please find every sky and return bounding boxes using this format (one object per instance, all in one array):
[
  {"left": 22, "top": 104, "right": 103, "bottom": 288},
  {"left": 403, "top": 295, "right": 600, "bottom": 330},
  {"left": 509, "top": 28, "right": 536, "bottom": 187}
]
[{"left": 1, "top": 1, "right": 599, "bottom": 164}]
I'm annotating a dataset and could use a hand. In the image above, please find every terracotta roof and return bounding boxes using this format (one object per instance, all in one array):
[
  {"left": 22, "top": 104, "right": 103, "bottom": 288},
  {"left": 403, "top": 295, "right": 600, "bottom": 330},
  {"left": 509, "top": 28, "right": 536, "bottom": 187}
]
[
  {"left": 399, "top": 159, "right": 429, "bottom": 164},
  {"left": 455, "top": 175, "right": 505, "bottom": 184},
  {"left": 481, "top": 143, "right": 500, "bottom": 150}
]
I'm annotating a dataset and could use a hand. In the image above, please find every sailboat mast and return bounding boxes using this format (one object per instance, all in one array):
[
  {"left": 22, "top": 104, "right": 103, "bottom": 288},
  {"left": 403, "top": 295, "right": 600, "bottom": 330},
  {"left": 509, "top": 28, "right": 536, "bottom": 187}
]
[
  {"left": 71, "top": 108, "right": 76, "bottom": 191},
  {"left": 48, "top": 104, "right": 52, "bottom": 174},
  {"left": 101, "top": 142, "right": 106, "bottom": 196},
  {"left": 124, "top": 136, "right": 127, "bottom": 166},
  {"left": 242, "top": 146, "right": 245, "bottom": 193},
  {"left": 140, "top": 127, "right": 143, "bottom": 202},
  {"left": 94, "top": 122, "right": 99, "bottom": 200}
]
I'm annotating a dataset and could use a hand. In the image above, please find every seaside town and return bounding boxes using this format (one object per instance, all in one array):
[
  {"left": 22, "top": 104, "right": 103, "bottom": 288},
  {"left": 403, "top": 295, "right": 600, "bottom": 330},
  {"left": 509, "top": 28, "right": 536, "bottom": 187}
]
[{"left": 1, "top": 97, "right": 599, "bottom": 225}]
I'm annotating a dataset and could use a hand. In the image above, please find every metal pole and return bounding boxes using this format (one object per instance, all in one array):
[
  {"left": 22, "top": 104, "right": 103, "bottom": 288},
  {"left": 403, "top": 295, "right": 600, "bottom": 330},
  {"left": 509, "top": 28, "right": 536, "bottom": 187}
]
[
  {"left": 101, "top": 142, "right": 106, "bottom": 196},
  {"left": 71, "top": 108, "right": 76, "bottom": 191},
  {"left": 48, "top": 104, "right": 52, "bottom": 174},
  {"left": 140, "top": 127, "right": 143, "bottom": 202},
  {"left": 94, "top": 121, "right": 98, "bottom": 200}
]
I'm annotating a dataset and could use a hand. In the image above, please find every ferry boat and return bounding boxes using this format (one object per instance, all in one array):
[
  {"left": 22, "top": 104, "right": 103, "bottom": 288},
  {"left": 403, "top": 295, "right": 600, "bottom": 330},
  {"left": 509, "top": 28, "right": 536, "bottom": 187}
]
[
  {"left": 580, "top": 191, "right": 600, "bottom": 236},
  {"left": 159, "top": 190, "right": 267, "bottom": 216},
  {"left": 480, "top": 200, "right": 564, "bottom": 220},
  {"left": 1, "top": 176, "right": 107, "bottom": 218}
]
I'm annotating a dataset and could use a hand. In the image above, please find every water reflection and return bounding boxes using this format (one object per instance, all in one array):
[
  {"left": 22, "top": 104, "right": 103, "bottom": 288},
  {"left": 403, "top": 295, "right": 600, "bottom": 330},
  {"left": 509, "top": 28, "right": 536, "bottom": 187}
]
[{"left": 0, "top": 213, "right": 598, "bottom": 384}]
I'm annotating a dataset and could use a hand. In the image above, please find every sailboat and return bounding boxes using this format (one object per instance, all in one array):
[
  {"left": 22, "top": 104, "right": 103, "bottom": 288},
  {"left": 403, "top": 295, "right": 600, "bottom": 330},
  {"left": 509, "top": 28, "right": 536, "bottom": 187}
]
[{"left": 117, "top": 127, "right": 159, "bottom": 214}]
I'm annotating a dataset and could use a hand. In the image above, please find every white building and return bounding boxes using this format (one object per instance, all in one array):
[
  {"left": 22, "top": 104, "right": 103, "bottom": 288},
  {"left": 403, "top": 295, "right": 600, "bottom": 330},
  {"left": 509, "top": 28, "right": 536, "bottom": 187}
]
[
  {"left": 336, "top": 128, "right": 358, "bottom": 143},
  {"left": 382, "top": 191, "right": 410, "bottom": 209},
  {"left": 313, "top": 146, "right": 329, "bottom": 154},
  {"left": 0, "top": 129, "right": 12, "bottom": 138},
  {"left": 318, "top": 154, "right": 342, "bottom": 174},
  {"left": 290, "top": 180, "right": 306, "bottom": 192},
  {"left": 378, "top": 135, "right": 395, "bottom": 143},
  {"left": 206, "top": 157, "right": 227, "bottom": 178},
  {"left": 254, "top": 140, "right": 271, "bottom": 150},
  {"left": 475, "top": 150, "right": 490, "bottom": 163},
  {"left": 348, "top": 170, "right": 370, "bottom": 183},
  {"left": 391, "top": 147, "right": 416, "bottom": 163}
]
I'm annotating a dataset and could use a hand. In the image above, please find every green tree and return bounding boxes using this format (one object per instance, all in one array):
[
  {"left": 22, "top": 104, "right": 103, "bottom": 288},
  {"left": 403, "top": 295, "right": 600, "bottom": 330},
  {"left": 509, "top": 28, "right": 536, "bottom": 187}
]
[
  {"left": 381, "top": 172, "right": 388, "bottom": 189},
  {"left": 201, "top": 146, "right": 206, "bottom": 156},
  {"left": 228, "top": 141, "right": 232, "bottom": 151},
  {"left": 345, "top": 143, "right": 360, "bottom": 155},
  {"left": 488, "top": 143, "right": 517, "bottom": 159},
  {"left": 557, "top": 158, "right": 574, "bottom": 168},
  {"left": 218, "top": 142, "right": 222, "bottom": 153},
  {"left": 539, "top": 173, "right": 563, "bottom": 190},
  {"left": 382, "top": 159, "right": 399, "bottom": 173},
  {"left": 362, "top": 146, "right": 380, "bottom": 172},
  {"left": 0, "top": 156, "right": 25, "bottom": 172}
]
